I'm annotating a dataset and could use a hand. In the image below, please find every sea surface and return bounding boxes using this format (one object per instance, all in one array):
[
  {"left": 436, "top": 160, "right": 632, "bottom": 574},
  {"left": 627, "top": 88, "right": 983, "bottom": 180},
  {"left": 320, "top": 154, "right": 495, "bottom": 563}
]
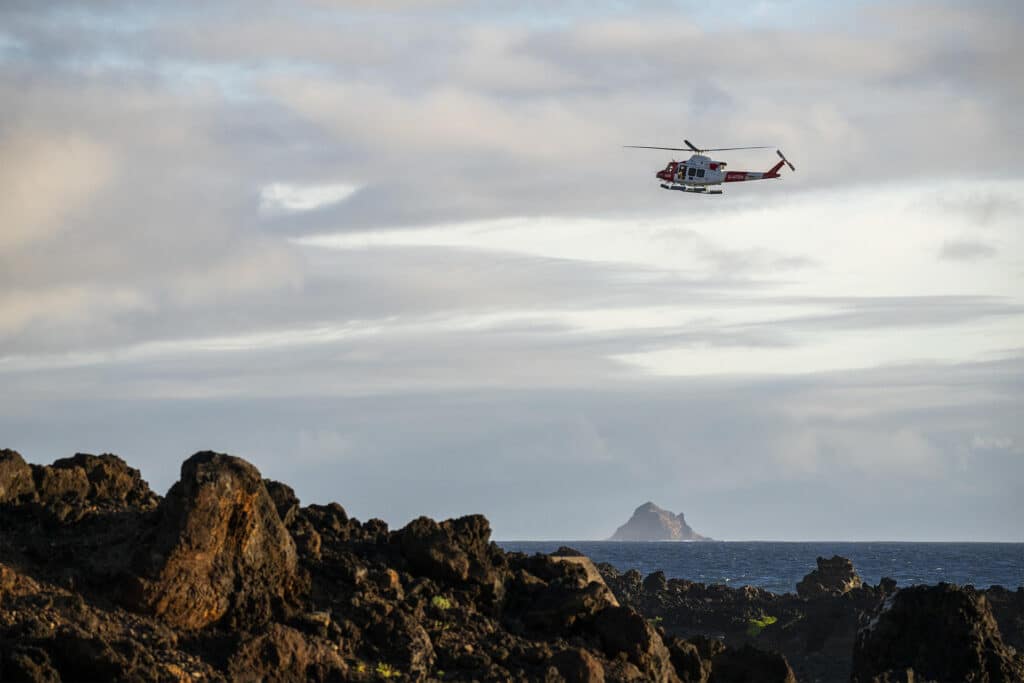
[{"left": 497, "top": 541, "right": 1024, "bottom": 594}]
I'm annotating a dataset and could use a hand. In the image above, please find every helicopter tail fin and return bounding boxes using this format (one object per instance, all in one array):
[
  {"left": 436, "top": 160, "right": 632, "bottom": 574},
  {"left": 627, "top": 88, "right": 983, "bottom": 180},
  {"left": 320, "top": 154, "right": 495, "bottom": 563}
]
[
  {"left": 764, "top": 159, "right": 785, "bottom": 178},
  {"left": 765, "top": 149, "right": 795, "bottom": 178}
]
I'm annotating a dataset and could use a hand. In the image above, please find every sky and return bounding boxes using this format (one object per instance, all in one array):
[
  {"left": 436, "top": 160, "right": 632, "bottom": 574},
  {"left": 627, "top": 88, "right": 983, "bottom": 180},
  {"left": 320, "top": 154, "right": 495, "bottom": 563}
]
[{"left": 1, "top": 0, "right": 1022, "bottom": 541}]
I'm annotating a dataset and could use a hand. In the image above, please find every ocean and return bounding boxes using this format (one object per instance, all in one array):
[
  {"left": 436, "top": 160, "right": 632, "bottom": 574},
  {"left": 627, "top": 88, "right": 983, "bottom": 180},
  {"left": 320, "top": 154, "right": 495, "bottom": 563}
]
[{"left": 497, "top": 541, "right": 1024, "bottom": 594}]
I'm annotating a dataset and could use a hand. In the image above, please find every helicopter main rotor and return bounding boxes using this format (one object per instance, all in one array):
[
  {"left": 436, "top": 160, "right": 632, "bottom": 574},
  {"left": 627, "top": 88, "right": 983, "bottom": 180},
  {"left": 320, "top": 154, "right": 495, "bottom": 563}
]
[{"left": 624, "top": 139, "right": 771, "bottom": 154}]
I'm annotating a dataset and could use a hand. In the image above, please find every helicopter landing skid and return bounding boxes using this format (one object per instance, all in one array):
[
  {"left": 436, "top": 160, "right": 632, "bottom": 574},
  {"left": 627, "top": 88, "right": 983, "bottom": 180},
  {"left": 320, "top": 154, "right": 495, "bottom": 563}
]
[{"left": 660, "top": 183, "right": 722, "bottom": 195}]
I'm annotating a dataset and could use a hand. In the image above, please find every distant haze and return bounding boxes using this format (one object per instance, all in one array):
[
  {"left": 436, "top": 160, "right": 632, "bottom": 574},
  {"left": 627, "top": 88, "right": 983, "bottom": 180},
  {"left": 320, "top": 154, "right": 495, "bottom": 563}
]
[{"left": 1, "top": 1, "right": 1022, "bottom": 541}]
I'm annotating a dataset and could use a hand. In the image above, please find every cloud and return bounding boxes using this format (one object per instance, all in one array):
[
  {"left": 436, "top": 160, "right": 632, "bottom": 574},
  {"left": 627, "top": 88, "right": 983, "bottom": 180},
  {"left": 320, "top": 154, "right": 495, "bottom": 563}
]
[
  {"left": 0, "top": 130, "right": 113, "bottom": 249},
  {"left": 971, "top": 435, "right": 1015, "bottom": 452},
  {"left": 2, "top": 1, "right": 1023, "bottom": 541},
  {"left": 939, "top": 240, "right": 997, "bottom": 261},
  {"left": 259, "top": 182, "right": 360, "bottom": 213}
]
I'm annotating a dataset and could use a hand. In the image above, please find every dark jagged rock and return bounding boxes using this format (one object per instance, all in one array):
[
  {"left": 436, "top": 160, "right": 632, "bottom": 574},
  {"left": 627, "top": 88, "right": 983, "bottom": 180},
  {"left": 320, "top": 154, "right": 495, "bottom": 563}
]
[
  {"left": 552, "top": 647, "right": 606, "bottom": 682},
  {"left": 0, "top": 449, "right": 35, "bottom": 504},
  {"left": 131, "top": 451, "right": 301, "bottom": 631},
  {"left": 30, "top": 463, "right": 89, "bottom": 521},
  {"left": 852, "top": 583, "right": 1024, "bottom": 682},
  {"left": 710, "top": 643, "right": 797, "bottom": 682},
  {"left": 505, "top": 560, "right": 618, "bottom": 632},
  {"left": 665, "top": 635, "right": 797, "bottom": 683},
  {"left": 7, "top": 447, "right": 1020, "bottom": 683},
  {"left": 264, "top": 479, "right": 300, "bottom": 527},
  {"left": 227, "top": 623, "right": 347, "bottom": 682},
  {"left": 610, "top": 502, "right": 710, "bottom": 541},
  {"left": 4, "top": 451, "right": 158, "bottom": 523},
  {"left": 796, "top": 555, "right": 863, "bottom": 599},
  {"left": 50, "top": 453, "right": 158, "bottom": 511},
  {"left": 395, "top": 514, "right": 506, "bottom": 600},
  {"left": 666, "top": 636, "right": 713, "bottom": 682},
  {"left": 0, "top": 561, "right": 221, "bottom": 681},
  {"left": 599, "top": 558, "right": 881, "bottom": 682},
  {"left": 644, "top": 570, "right": 669, "bottom": 594},
  {"left": 985, "top": 585, "right": 1024, "bottom": 653},
  {"left": 595, "top": 606, "right": 681, "bottom": 682}
]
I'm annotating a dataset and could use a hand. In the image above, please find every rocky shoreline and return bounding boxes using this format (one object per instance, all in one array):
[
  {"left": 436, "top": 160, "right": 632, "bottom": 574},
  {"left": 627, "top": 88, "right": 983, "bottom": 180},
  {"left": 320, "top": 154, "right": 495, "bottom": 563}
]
[{"left": 1, "top": 448, "right": 1022, "bottom": 682}]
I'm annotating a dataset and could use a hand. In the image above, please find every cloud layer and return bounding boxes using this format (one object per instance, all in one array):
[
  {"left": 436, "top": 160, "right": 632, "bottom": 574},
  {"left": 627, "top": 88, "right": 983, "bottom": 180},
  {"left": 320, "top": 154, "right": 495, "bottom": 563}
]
[{"left": 1, "top": 0, "right": 1022, "bottom": 540}]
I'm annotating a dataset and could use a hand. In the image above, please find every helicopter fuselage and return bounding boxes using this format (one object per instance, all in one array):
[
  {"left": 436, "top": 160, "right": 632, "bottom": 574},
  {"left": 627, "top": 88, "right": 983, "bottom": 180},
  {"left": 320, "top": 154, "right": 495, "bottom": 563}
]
[{"left": 656, "top": 153, "right": 782, "bottom": 189}]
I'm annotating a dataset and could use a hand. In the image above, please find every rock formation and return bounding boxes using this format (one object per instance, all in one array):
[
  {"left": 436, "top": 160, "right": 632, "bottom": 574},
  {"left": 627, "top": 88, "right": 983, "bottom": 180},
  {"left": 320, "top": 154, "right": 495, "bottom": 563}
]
[
  {"left": 598, "top": 558, "right": 1024, "bottom": 683},
  {"left": 852, "top": 583, "right": 1024, "bottom": 682},
  {"left": 3, "top": 448, "right": 1023, "bottom": 682},
  {"left": 796, "top": 555, "right": 864, "bottom": 599},
  {"left": 610, "top": 502, "right": 710, "bottom": 541},
  {"left": 0, "top": 448, "right": 770, "bottom": 682},
  {"left": 130, "top": 451, "right": 302, "bottom": 631}
]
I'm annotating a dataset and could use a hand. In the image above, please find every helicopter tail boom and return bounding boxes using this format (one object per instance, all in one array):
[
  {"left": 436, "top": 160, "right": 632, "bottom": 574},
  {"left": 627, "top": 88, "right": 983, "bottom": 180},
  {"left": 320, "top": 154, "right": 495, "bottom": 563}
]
[{"left": 764, "top": 150, "right": 795, "bottom": 178}]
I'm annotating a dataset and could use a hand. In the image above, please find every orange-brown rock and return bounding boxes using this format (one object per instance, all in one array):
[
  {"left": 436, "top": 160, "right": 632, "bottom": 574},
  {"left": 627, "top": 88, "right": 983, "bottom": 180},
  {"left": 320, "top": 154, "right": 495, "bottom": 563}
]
[
  {"left": 132, "top": 451, "right": 299, "bottom": 630},
  {"left": 0, "top": 449, "right": 35, "bottom": 504}
]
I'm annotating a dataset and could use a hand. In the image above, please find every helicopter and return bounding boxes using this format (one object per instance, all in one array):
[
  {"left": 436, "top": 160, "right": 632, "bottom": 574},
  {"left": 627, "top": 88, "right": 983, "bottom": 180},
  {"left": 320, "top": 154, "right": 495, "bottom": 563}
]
[{"left": 625, "top": 139, "right": 795, "bottom": 194}]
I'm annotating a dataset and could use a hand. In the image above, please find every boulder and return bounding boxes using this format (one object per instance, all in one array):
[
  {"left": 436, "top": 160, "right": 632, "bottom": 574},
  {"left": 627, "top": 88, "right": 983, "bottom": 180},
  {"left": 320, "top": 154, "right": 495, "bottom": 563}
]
[
  {"left": 518, "top": 577, "right": 618, "bottom": 632},
  {"left": 852, "top": 583, "right": 1024, "bottom": 682},
  {"left": 264, "top": 479, "right": 299, "bottom": 527},
  {"left": 50, "top": 453, "right": 158, "bottom": 511},
  {"left": 228, "top": 623, "right": 347, "bottom": 682},
  {"left": 3, "top": 452, "right": 157, "bottom": 521},
  {"left": 395, "top": 514, "right": 504, "bottom": 595},
  {"left": 666, "top": 637, "right": 712, "bottom": 683},
  {"left": 550, "top": 554, "right": 620, "bottom": 607},
  {"left": 593, "top": 606, "right": 680, "bottom": 683},
  {"left": 796, "top": 555, "right": 863, "bottom": 599},
  {"left": 551, "top": 647, "right": 605, "bottom": 683},
  {"left": 0, "top": 449, "right": 35, "bottom": 504},
  {"left": 710, "top": 643, "right": 797, "bottom": 683},
  {"left": 644, "top": 570, "right": 669, "bottom": 595},
  {"left": 666, "top": 635, "right": 796, "bottom": 683},
  {"left": 132, "top": 451, "right": 300, "bottom": 630},
  {"left": 31, "top": 463, "right": 90, "bottom": 520},
  {"left": 368, "top": 610, "right": 436, "bottom": 680}
]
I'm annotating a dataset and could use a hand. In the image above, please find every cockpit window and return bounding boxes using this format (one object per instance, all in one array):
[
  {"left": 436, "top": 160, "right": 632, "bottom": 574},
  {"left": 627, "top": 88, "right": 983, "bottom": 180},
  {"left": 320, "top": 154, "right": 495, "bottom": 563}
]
[{"left": 688, "top": 167, "right": 696, "bottom": 177}]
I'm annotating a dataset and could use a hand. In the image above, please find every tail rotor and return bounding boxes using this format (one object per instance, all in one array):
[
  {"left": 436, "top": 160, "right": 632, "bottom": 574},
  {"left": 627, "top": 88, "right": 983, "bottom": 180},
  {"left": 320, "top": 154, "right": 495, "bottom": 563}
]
[{"left": 776, "top": 149, "right": 796, "bottom": 172}]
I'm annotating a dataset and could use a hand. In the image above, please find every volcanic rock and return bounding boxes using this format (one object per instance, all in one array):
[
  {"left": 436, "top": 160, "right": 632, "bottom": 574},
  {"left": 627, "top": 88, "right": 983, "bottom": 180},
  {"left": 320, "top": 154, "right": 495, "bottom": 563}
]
[
  {"left": 550, "top": 552, "right": 620, "bottom": 607},
  {"left": 594, "top": 606, "right": 681, "bottom": 683},
  {"left": 610, "top": 502, "right": 710, "bottom": 541},
  {"left": 227, "top": 623, "right": 347, "bottom": 682},
  {"left": 851, "top": 583, "right": 1024, "bottom": 682},
  {"left": 52, "top": 453, "right": 158, "bottom": 510},
  {"left": 666, "top": 637, "right": 714, "bottom": 682},
  {"left": 664, "top": 635, "right": 798, "bottom": 683},
  {"left": 796, "top": 555, "right": 863, "bottom": 599},
  {"left": 395, "top": 514, "right": 505, "bottom": 600},
  {"left": 264, "top": 479, "right": 300, "bottom": 527},
  {"left": 0, "top": 449, "right": 35, "bottom": 504},
  {"left": 15, "top": 446, "right": 997, "bottom": 682},
  {"left": 710, "top": 643, "right": 798, "bottom": 682},
  {"left": 552, "top": 647, "right": 606, "bottom": 682},
  {"left": 131, "top": 451, "right": 300, "bottom": 631},
  {"left": 644, "top": 570, "right": 669, "bottom": 594},
  {"left": 31, "top": 463, "right": 89, "bottom": 521}
]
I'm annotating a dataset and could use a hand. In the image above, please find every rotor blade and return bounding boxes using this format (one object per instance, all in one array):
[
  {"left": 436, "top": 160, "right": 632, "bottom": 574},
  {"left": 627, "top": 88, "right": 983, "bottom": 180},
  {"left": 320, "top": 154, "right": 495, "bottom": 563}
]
[
  {"left": 684, "top": 139, "right": 701, "bottom": 152},
  {"left": 777, "top": 149, "right": 796, "bottom": 171},
  {"left": 623, "top": 145, "right": 691, "bottom": 151},
  {"left": 699, "top": 146, "right": 773, "bottom": 151}
]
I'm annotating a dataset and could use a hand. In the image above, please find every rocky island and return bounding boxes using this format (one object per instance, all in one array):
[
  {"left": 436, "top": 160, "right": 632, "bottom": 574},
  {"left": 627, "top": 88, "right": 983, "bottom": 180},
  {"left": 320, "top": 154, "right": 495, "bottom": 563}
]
[
  {"left": 610, "top": 502, "right": 711, "bottom": 542},
  {"left": 2, "top": 447, "right": 1022, "bottom": 682}
]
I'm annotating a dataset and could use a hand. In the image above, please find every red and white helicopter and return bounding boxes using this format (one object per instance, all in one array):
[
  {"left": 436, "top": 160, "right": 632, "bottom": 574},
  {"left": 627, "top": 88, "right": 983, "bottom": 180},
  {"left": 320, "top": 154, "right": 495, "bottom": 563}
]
[{"left": 626, "top": 139, "right": 795, "bottom": 194}]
